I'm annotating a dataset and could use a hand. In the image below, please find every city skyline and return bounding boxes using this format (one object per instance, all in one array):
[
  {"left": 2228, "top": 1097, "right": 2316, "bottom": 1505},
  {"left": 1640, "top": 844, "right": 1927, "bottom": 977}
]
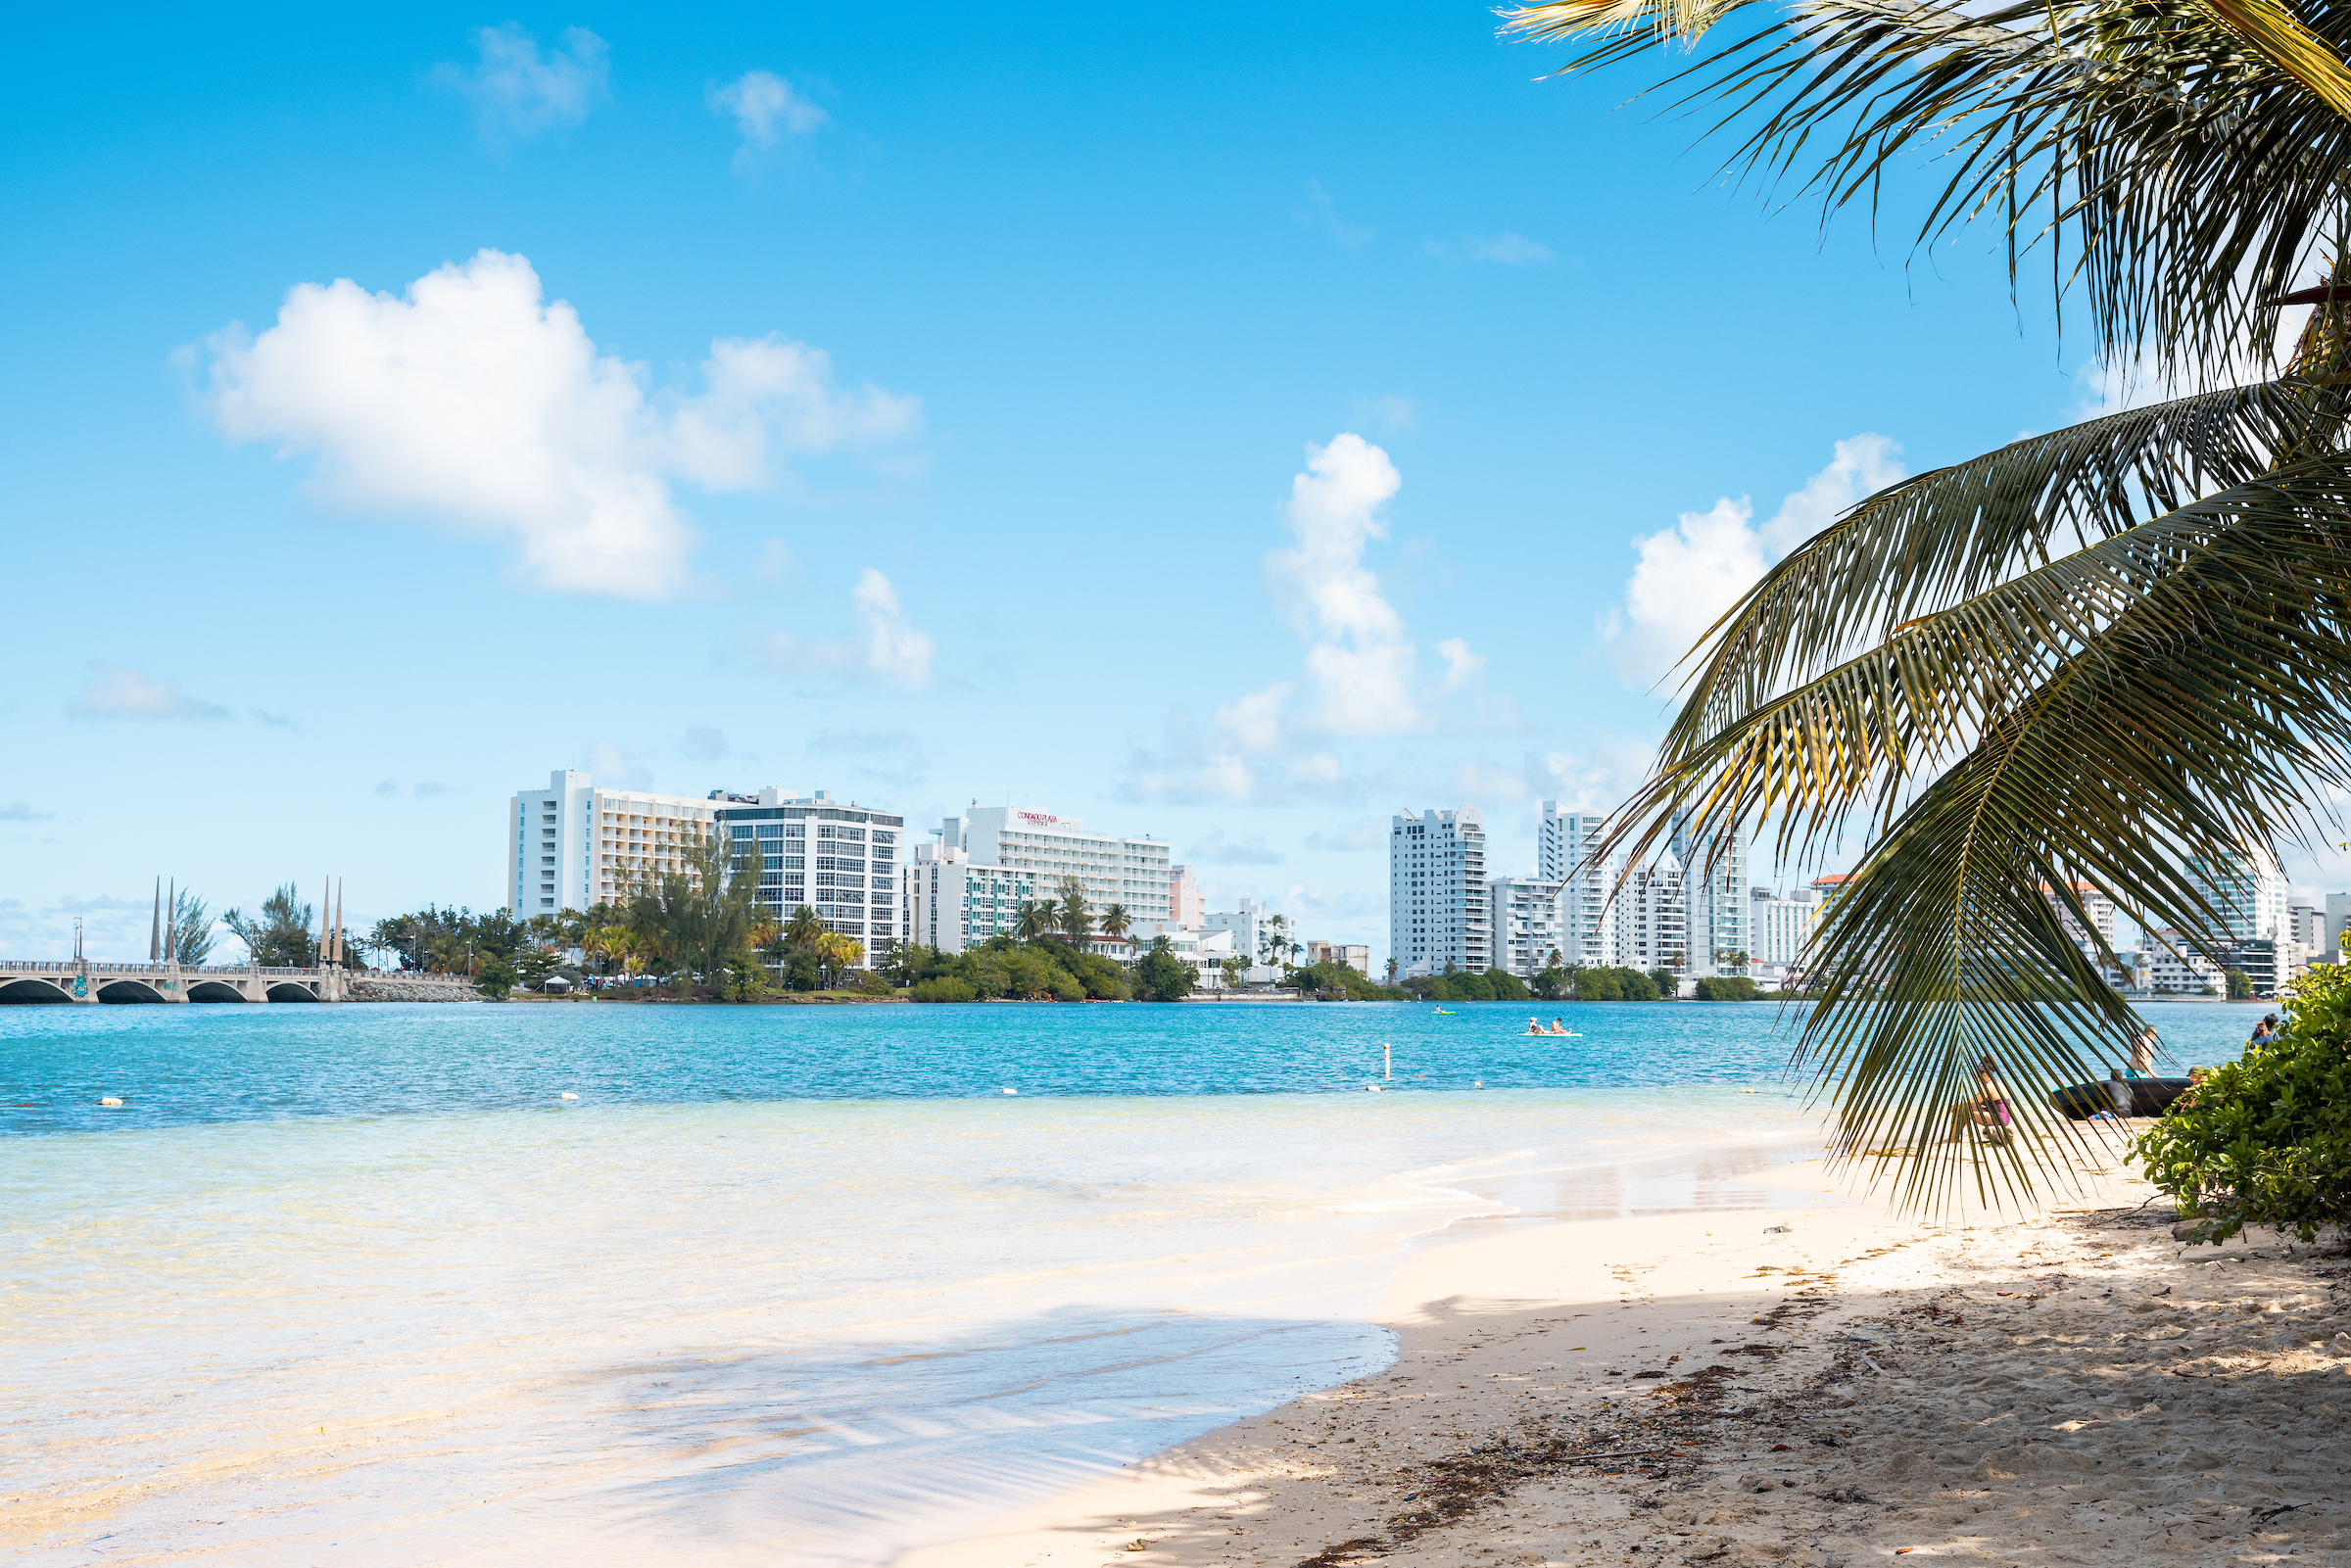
[{"left": 15, "top": 8, "right": 2351, "bottom": 961}]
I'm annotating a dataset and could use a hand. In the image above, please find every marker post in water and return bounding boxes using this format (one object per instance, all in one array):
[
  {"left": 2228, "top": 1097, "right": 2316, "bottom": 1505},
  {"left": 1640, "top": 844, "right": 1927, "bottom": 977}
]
[{"left": 1384, "top": 1043, "right": 1391, "bottom": 1081}]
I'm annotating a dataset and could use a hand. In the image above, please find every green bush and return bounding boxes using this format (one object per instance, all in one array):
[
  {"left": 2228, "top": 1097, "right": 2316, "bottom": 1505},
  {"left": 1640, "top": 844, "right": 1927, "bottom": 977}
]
[
  {"left": 476, "top": 957, "right": 517, "bottom": 1000},
  {"left": 1573, "top": 966, "right": 1658, "bottom": 1002},
  {"left": 1133, "top": 940, "right": 1195, "bottom": 1001},
  {"left": 1693, "top": 976, "right": 1761, "bottom": 1001},
  {"left": 2136, "top": 961, "right": 2351, "bottom": 1242},
  {"left": 911, "top": 976, "right": 979, "bottom": 1003}
]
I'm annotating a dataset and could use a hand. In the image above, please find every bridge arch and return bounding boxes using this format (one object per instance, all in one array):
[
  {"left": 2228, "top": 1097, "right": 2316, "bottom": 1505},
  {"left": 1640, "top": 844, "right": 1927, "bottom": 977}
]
[
  {"left": 97, "top": 978, "right": 166, "bottom": 1004},
  {"left": 187, "top": 980, "right": 249, "bottom": 1003},
  {"left": 0, "top": 976, "right": 73, "bottom": 1004},
  {"left": 264, "top": 981, "right": 320, "bottom": 1003}
]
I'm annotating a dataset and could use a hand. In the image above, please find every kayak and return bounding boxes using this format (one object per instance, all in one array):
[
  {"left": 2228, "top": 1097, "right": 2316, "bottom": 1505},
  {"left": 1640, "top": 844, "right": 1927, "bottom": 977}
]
[{"left": 2049, "top": 1077, "right": 2193, "bottom": 1119}]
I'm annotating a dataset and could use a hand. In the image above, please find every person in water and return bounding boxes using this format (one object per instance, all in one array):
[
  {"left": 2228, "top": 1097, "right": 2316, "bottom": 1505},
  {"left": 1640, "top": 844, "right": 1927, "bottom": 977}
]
[
  {"left": 2250, "top": 1013, "right": 2280, "bottom": 1047},
  {"left": 1526, "top": 1018, "right": 1544, "bottom": 1035},
  {"left": 2127, "top": 1026, "right": 2157, "bottom": 1077},
  {"left": 1550, "top": 1018, "right": 1568, "bottom": 1034}
]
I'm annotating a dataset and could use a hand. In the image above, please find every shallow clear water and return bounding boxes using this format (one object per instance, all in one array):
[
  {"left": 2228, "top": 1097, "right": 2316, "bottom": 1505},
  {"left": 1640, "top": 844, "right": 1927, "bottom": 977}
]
[{"left": 0, "top": 998, "right": 2261, "bottom": 1562}]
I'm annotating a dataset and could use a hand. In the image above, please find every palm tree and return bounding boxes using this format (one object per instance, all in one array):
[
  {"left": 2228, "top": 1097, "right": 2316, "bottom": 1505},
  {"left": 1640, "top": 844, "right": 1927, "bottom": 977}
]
[
  {"left": 786, "top": 904, "right": 827, "bottom": 951},
  {"left": 1014, "top": 899, "right": 1053, "bottom": 942},
  {"left": 1507, "top": 0, "right": 2351, "bottom": 1205},
  {"left": 1057, "top": 877, "right": 1093, "bottom": 946},
  {"left": 1100, "top": 902, "right": 1133, "bottom": 952}
]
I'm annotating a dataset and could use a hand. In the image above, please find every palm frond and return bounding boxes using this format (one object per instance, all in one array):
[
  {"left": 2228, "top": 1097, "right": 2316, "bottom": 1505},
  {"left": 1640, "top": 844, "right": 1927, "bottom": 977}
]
[
  {"left": 1604, "top": 457, "right": 2351, "bottom": 1203},
  {"left": 1666, "top": 376, "right": 2351, "bottom": 746},
  {"left": 1509, "top": 0, "right": 2351, "bottom": 375}
]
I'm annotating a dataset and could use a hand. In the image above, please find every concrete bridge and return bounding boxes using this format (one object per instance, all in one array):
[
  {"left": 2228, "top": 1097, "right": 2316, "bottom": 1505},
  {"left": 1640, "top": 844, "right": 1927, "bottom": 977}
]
[{"left": 0, "top": 962, "right": 469, "bottom": 1005}]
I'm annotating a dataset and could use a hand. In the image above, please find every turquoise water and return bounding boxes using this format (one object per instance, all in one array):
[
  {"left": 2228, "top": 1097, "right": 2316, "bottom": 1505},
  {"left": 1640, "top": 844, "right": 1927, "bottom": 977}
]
[{"left": 0, "top": 999, "right": 2263, "bottom": 1563}]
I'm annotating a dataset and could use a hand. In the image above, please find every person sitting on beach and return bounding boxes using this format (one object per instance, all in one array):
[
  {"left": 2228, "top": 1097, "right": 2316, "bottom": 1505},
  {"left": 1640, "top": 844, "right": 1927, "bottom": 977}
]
[
  {"left": 1946, "top": 1056, "right": 2013, "bottom": 1144},
  {"left": 2250, "top": 1014, "right": 2279, "bottom": 1047}
]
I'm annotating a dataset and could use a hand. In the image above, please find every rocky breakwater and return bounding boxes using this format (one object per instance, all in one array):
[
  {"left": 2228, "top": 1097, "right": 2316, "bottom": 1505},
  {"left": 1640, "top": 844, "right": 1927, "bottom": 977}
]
[{"left": 347, "top": 976, "right": 480, "bottom": 1003}]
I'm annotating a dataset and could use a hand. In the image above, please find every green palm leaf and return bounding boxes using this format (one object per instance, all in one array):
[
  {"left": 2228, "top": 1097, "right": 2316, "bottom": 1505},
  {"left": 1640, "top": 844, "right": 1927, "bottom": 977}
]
[
  {"left": 1666, "top": 377, "right": 2351, "bottom": 733},
  {"left": 1504, "top": 0, "right": 2351, "bottom": 376}
]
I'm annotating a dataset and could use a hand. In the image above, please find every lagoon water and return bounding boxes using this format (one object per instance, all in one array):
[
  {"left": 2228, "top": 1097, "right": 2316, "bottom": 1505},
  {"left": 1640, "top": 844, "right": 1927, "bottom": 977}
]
[{"left": 0, "top": 999, "right": 2258, "bottom": 1563}]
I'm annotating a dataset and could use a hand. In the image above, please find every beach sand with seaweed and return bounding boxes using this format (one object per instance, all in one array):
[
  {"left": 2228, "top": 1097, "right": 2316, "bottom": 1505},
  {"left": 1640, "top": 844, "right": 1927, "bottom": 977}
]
[{"left": 906, "top": 1133, "right": 2351, "bottom": 1567}]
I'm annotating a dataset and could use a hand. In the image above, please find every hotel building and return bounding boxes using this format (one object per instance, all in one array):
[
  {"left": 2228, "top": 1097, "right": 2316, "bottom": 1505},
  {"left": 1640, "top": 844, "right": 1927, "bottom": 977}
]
[
  {"left": 943, "top": 806, "right": 1173, "bottom": 931},
  {"left": 508, "top": 770, "right": 721, "bottom": 914},
  {"left": 713, "top": 788, "right": 904, "bottom": 948},
  {"left": 1390, "top": 806, "right": 1489, "bottom": 977},
  {"left": 1170, "top": 865, "right": 1203, "bottom": 929}
]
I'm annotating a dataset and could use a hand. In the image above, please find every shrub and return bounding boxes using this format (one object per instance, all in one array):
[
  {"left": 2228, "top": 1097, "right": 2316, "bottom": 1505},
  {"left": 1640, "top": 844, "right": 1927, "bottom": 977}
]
[
  {"left": 2136, "top": 962, "right": 2351, "bottom": 1242},
  {"left": 911, "top": 976, "right": 979, "bottom": 1003},
  {"left": 1693, "top": 976, "right": 1761, "bottom": 1002},
  {"left": 1133, "top": 941, "right": 1195, "bottom": 1001},
  {"left": 476, "top": 957, "right": 517, "bottom": 1000}
]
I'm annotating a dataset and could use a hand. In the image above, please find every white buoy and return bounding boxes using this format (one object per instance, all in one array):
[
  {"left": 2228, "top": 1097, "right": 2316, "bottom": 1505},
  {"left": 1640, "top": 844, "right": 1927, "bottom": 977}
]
[
  {"left": 1473, "top": 1080, "right": 1483, "bottom": 1088},
  {"left": 1383, "top": 1043, "right": 1392, "bottom": 1080},
  {"left": 560, "top": 1092, "right": 579, "bottom": 1100},
  {"left": 98, "top": 1097, "right": 122, "bottom": 1107},
  {"left": 1363, "top": 1084, "right": 1384, "bottom": 1092},
  {"left": 1002, "top": 1087, "right": 1018, "bottom": 1095}
]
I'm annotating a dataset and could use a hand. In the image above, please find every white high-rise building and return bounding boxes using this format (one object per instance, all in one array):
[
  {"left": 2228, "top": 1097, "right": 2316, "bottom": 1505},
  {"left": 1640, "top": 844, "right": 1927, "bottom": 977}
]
[
  {"left": 945, "top": 807, "right": 1173, "bottom": 932},
  {"left": 2186, "top": 845, "right": 2289, "bottom": 945},
  {"left": 2042, "top": 881, "right": 2119, "bottom": 961},
  {"left": 1390, "top": 807, "right": 1489, "bottom": 976},
  {"left": 713, "top": 788, "right": 904, "bottom": 947},
  {"left": 1673, "top": 820, "right": 1751, "bottom": 976},
  {"left": 1204, "top": 898, "right": 1267, "bottom": 965},
  {"left": 1490, "top": 876, "right": 1566, "bottom": 976},
  {"left": 1539, "top": 802, "right": 1689, "bottom": 974},
  {"left": 508, "top": 770, "right": 721, "bottom": 914},
  {"left": 902, "top": 843, "right": 1042, "bottom": 955},
  {"left": 1750, "top": 886, "right": 1821, "bottom": 981}
]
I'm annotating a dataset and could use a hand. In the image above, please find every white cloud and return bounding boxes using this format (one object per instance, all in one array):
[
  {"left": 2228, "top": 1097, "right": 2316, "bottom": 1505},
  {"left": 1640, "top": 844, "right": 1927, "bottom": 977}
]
[
  {"left": 1473, "top": 232, "right": 1553, "bottom": 264},
  {"left": 1190, "top": 831, "right": 1286, "bottom": 866},
  {"left": 682, "top": 726, "right": 731, "bottom": 761},
  {"left": 1301, "top": 180, "right": 1372, "bottom": 247},
  {"left": 1357, "top": 395, "right": 1416, "bottom": 433},
  {"left": 1305, "top": 818, "right": 1383, "bottom": 852},
  {"left": 1532, "top": 738, "right": 1662, "bottom": 815},
  {"left": 436, "top": 25, "right": 608, "bottom": 141},
  {"left": 1217, "top": 685, "right": 1291, "bottom": 751},
  {"left": 1434, "top": 637, "right": 1485, "bottom": 690},
  {"left": 66, "top": 662, "right": 229, "bottom": 721},
  {"left": 583, "top": 740, "right": 653, "bottom": 790},
  {"left": 1429, "top": 232, "right": 1555, "bottom": 264},
  {"left": 1602, "top": 435, "right": 1906, "bottom": 690},
  {"left": 204, "top": 251, "right": 919, "bottom": 599},
  {"left": 709, "top": 71, "right": 828, "bottom": 173},
  {"left": 1262, "top": 432, "right": 1416, "bottom": 737},
  {"left": 762, "top": 568, "right": 936, "bottom": 688},
  {"left": 0, "top": 801, "right": 52, "bottom": 822}
]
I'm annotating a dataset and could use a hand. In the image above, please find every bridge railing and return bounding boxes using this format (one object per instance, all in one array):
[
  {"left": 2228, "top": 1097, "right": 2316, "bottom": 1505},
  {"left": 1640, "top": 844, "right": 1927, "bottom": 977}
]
[{"left": 0, "top": 961, "right": 460, "bottom": 979}]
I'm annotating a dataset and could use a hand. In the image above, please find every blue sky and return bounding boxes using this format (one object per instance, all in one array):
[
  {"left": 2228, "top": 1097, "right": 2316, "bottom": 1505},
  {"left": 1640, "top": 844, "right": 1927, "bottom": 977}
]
[{"left": 6, "top": 4, "right": 2287, "bottom": 961}]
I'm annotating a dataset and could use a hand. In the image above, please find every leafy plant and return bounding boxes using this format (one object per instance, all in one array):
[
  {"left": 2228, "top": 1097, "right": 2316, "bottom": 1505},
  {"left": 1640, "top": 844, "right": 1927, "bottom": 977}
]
[
  {"left": 476, "top": 956, "right": 517, "bottom": 1000},
  {"left": 1134, "top": 936, "right": 1196, "bottom": 1001},
  {"left": 2138, "top": 962, "right": 2351, "bottom": 1242},
  {"left": 223, "top": 883, "right": 317, "bottom": 967},
  {"left": 912, "top": 975, "right": 979, "bottom": 1003}
]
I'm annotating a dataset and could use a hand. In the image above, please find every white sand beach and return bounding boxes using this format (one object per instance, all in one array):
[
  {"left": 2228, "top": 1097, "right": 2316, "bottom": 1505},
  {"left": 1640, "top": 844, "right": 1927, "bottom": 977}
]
[{"left": 904, "top": 1128, "right": 2351, "bottom": 1567}]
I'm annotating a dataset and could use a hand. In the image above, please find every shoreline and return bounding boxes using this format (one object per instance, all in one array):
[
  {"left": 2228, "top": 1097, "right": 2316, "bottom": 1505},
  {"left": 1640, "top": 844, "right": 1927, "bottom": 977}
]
[{"left": 900, "top": 1134, "right": 2351, "bottom": 1567}]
